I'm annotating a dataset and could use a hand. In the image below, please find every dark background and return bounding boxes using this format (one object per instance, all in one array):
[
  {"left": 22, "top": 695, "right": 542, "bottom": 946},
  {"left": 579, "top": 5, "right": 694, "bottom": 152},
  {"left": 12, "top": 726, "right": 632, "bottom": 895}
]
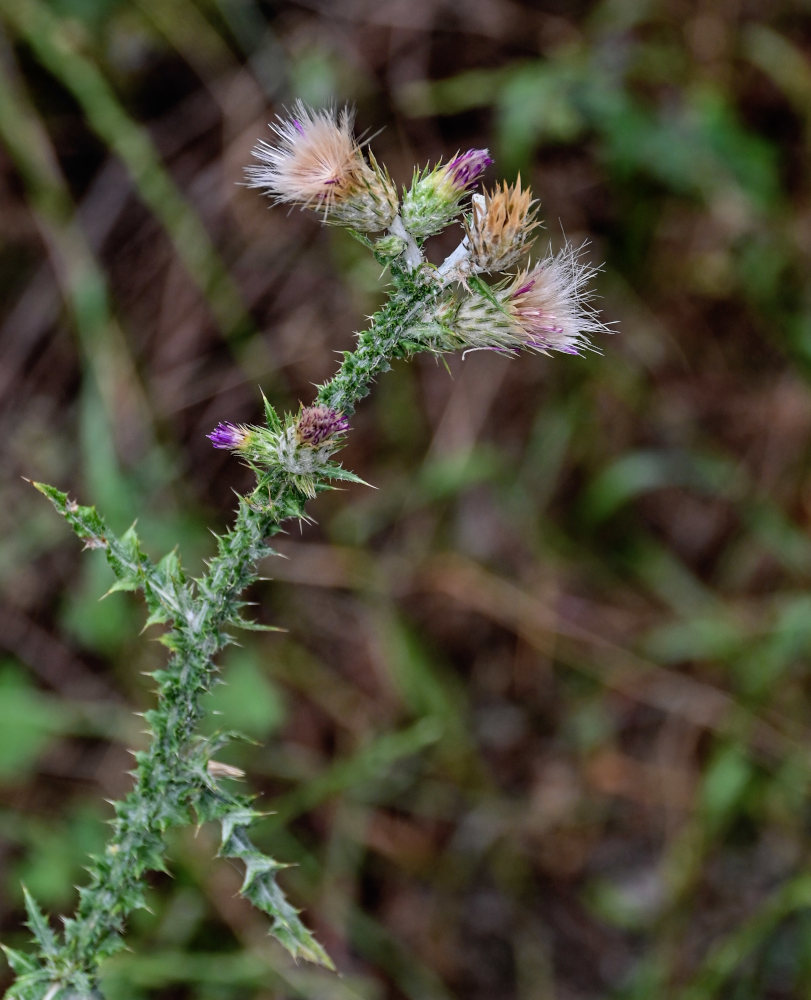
[{"left": 2, "top": 1, "right": 811, "bottom": 998}]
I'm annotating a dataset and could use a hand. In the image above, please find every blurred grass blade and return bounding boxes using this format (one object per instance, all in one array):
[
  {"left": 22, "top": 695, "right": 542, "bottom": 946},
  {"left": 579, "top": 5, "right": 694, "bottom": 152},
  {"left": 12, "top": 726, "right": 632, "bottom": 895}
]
[
  {"left": 3, "top": 0, "right": 251, "bottom": 339},
  {"left": 0, "top": 44, "right": 169, "bottom": 515}
]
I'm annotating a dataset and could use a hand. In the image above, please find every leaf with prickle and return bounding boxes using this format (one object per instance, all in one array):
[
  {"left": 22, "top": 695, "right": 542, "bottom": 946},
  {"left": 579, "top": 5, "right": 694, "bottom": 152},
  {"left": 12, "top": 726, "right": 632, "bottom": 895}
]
[
  {"left": 322, "top": 464, "right": 374, "bottom": 488},
  {"left": 1, "top": 946, "right": 41, "bottom": 978},
  {"left": 245, "top": 865, "right": 334, "bottom": 969},
  {"left": 260, "top": 390, "right": 282, "bottom": 433},
  {"left": 202, "top": 795, "right": 333, "bottom": 969},
  {"left": 21, "top": 887, "right": 59, "bottom": 960},
  {"left": 229, "top": 616, "right": 285, "bottom": 633},
  {"left": 232, "top": 832, "right": 333, "bottom": 969},
  {"left": 0, "top": 970, "right": 55, "bottom": 1000},
  {"left": 31, "top": 483, "right": 108, "bottom": 549}
]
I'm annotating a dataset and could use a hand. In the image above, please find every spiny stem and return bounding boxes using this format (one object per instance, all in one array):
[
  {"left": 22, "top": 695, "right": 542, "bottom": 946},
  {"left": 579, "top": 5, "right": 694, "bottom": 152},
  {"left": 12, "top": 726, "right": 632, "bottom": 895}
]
[{"left": 18, "top": 262, "right": 436, "bottom": 996}]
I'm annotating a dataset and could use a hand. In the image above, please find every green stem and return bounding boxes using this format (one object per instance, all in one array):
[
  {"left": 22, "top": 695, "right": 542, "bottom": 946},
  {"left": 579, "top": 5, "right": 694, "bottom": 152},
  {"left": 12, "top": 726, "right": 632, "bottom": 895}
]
[{"left": 14, "top": 261, "right": 441, "bottom": 999}]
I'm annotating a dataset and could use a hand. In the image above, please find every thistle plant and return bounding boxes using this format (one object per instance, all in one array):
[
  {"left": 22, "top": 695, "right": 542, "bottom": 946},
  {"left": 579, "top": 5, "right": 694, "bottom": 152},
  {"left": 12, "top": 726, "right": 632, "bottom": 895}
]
[{"left": 4, "top": 100, "right": 611, "bottom": 1000}]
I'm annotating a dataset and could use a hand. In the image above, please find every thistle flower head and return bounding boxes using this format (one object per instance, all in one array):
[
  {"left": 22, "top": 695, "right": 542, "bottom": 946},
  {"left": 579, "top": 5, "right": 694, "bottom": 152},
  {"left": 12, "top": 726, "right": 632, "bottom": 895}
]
[
  {"left": 295, "top": 405, "right": 349, "bottom": 447},
  {"left": 503, "top": 242, "right": 609, "bottom": 356},
  {"left": 268, "top": 408, "right": 349, "bottom": 498},
  {"left": 445, "top": 149, "right": 493, "bottom": 193},
  {"left": 401, "top": 148, "right": 493, "bottom": 239},
  {"left": 463, "top": 177, "right": 541, "bottom": 273},
  {"left": 245, "top": 101, "right": 397, "bottom": 232},
  {"left": 207, "top": 422, "right": 251, "bottom": 450},
  {"left": 438, "top": 241, "right": 609, "bottom": 357}
]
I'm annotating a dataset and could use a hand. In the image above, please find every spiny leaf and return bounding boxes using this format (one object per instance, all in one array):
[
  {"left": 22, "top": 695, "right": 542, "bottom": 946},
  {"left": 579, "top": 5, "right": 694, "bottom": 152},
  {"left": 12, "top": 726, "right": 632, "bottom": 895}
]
[
  {"left": 221, "top": 823, "right": 333, "bottom": 969},
  {"left": 156, "top": 548, "right": 184, "bottom": 583},
  {"left": 242, "top": 852, "right": 289, "bottom": 891},
  {"left": 22, "top": 887, "right": 59, "bottom": 959},
  {"left": 323, "top": 464, "right": 375, "bottom": 488},
  {"left": 31, "top": 482, "right": 107, "bottom": 547},
  {"left": 101, "top": 575, "right": 141, "bottom": 597},
  {"left": 1, "top": 945, "right": 40, "bottom": 977},
  {"left": 260, "top": 389, "right": 282, "bottom": 433},
  {"left": 218, "top": 808, "right": 265, "bottom": 852},
  {"left": 119, "top": 524, "right": 145, "bottom": 565},
  {"left": 247, "top": 872, "right": 334, "bottom": 970},
  {"left": 229, "top": 616, "right": 285, "bottom": 633},
  {"left": 0, "top": 969, "right": 55, "bottom": 1000},
  {"left": 142, "top": 606, "right": 172, "bottom": 630},
  {"left": 29, "top": 481, "right": 69, "bottom": 509}
]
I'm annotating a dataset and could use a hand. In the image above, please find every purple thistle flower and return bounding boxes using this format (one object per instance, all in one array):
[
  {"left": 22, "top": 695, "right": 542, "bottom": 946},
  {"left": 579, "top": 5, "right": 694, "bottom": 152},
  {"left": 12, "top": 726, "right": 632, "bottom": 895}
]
[
  {"left": 503, "top": 243, "right": 611, "bottom": 355},
  {"left": 296, "top": 406, "right": 349, "bottom": 447},
  {"left": 402, "top": 148, "right": 494, "bottom": 239},
  {"left": 207, "top": 421, "right": 248, "bottom": 450},
  {"left": 446, "top": 149, "right": 493, "bottom": 192}
]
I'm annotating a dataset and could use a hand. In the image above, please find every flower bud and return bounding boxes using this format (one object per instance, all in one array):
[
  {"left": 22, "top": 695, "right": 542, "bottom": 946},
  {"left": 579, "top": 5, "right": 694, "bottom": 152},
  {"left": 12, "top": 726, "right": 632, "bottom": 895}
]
[
  {"left": 373, "top": 233, "right": 407, "bottom": 261},
  {"left": 207, "top": 422, "right": 251, "bottom": 450},
  {"left": 245, "top": 102, "right": 397, "bottom": 232},
  {"left": 401, "top": 149, "right": 492, "bottom": 239}
]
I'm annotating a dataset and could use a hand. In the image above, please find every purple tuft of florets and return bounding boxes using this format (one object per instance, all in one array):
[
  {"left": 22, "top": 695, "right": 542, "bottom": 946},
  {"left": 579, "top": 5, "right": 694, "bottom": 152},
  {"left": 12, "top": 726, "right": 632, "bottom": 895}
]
[
  {"left": 207, "top": 421, "right": 247, "bottom": 450},
  {"left": 446, "top": 149, "right": 493, "bottom": 192},
  {"left": 296, "top": 406, "right": 349, "bottom": 447}
]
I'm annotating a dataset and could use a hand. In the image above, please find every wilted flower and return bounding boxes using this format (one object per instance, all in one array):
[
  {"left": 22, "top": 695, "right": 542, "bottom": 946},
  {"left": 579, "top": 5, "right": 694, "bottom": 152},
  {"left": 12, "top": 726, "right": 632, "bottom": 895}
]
[
  {"left": 207, "top": 422, "right": 250, "bottom": 450},
  {"left": 401, "top": 148, "right": 492, "bottom": 239},
  {"left": 245, "top": 101, "right": 397, "bottom": 232},
  {"left": 295, "top": 405, "right": 349, "bottom": 447},
  {"left": 463, "top": 178, "right": 540, "bottom": 274}
]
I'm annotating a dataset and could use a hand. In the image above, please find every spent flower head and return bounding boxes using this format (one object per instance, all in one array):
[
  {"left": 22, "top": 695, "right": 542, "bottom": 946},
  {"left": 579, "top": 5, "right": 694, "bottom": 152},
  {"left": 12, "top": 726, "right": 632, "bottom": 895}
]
[
  {"left": 401, "top": 148, "right": 492, "bottom": 239},
  {"left": 245, "top": 101, "right": 397, "bottom": 232},
  {"left": 463, "top": 177, "right": 540, "bottom": 274}
]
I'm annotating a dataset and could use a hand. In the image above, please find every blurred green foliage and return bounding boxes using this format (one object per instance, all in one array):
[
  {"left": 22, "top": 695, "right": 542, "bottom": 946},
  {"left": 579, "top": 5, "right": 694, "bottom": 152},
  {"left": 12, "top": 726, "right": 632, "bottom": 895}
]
[{"left": 2, "top": 0, "right": 811, "bottom": 998}]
